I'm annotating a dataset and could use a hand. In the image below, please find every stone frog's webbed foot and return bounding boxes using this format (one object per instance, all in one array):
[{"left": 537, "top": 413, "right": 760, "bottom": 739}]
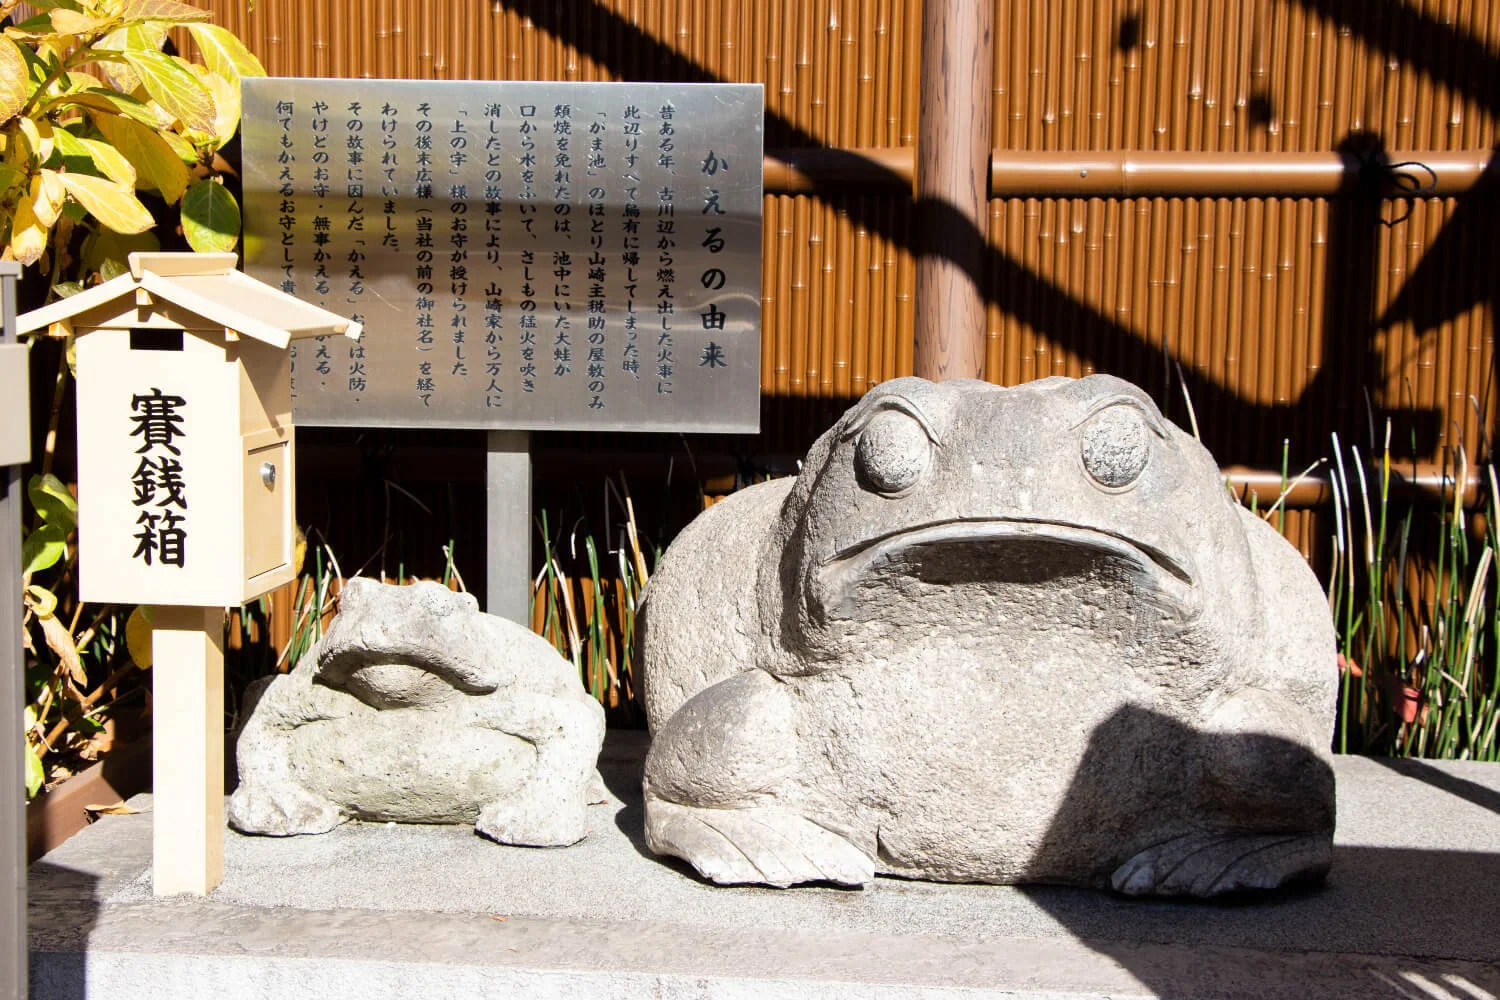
[
  {"left": 643, "top": 669, "right": 875, "bottom": 888},
  {"left": 228, "top": 668, "right": 349, "bottom": 837},
  {"left": 472, "top": 690, "right": 606, "bottom": 848},
  {"left": 227, "top": 780, "right": 342, "bottom": 837},
  {"left": 1111, "top": 831, "right": 1332, "bottom": 897},
  {"left": 646, "top": 798, "right": 875, "bottom": 888},
  {"left": 475, "top": 775, "right": 589, "bottom": 847}
]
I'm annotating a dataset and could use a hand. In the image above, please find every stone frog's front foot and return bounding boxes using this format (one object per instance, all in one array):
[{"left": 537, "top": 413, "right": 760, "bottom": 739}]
[
  {"left": 1112, "top": 688, "right": 1336, "bottom": 898},
  {"left": 471, "top": 689, "right": 606, "bottom": 848},
  {"left": 643, "top": 670, "right": 876, "bottom": 888},
  {"left": 228, "top": 670, "right": 349, "bottom": 837},
  {"left": 1112, "top": 831, "right": 1332, "bottom": 897}
]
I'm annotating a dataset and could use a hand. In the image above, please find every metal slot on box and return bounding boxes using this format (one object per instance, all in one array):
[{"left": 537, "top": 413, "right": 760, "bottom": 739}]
[{"left": 243, "top": 435, "right": 290, "bottom": 582}]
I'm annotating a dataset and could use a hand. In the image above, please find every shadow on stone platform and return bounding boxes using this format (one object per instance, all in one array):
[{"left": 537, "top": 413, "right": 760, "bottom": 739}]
[{"left": 26, "top": 729, "right": 1500, "bottom": 999}]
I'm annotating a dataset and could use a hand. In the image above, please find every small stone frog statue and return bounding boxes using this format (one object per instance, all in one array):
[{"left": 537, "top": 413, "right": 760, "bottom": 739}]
[
  {"left": 230, "top": 578, "right": 605, "bottom": 847},
  {"left": 638, "top": 375, "right": 1337, "bottom": 896}
]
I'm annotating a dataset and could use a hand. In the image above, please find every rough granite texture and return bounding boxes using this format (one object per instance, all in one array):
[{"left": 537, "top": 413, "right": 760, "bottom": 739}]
[
  {"left": 229, "top": 578, "right": 606, "bottom": 846},
  {"left": 638, "top": 375, "right": 1339, "bottom": 895}
]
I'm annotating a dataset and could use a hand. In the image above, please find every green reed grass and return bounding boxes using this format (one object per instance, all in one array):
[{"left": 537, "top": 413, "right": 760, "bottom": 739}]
[
  {"left": 1326, "top": 426, "right": 1500, "bottom": 760},
  {"left": 532, "top": 479, "right": 659, "bottom": 720}
]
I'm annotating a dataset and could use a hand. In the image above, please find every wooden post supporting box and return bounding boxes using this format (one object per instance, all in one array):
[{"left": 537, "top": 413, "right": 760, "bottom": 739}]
[{"left": 18, "top": 252, "right": 360, "bottom": 895}]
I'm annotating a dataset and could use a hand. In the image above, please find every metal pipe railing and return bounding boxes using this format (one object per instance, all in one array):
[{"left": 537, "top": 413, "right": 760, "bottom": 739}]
[
  {"left": 1223, "top": 464, "right": 1483, "bottom": 508},
  {"left": 763, "top": 147, "right": 1492, "bottom": 198}
]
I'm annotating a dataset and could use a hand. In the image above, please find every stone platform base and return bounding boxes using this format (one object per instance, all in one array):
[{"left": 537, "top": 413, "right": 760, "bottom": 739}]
[{"left": 28, "top": 733, "right": 1500, "bottom": 999}]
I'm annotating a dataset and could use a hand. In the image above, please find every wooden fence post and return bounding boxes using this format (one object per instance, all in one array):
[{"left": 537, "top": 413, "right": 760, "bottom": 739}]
[{"left": 914, "top": 0, "right": 995, "bottom": 382}]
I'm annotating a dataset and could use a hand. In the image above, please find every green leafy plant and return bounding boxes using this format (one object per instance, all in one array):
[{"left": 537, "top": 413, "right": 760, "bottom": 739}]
[{"left": 1, "top": 0, "right": 265, "bottom": 276}]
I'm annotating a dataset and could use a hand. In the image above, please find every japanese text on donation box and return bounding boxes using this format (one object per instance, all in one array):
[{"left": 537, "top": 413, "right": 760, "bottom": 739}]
[
  {"left": 241, "top": 80, "right": 764, "bottom": 432},
  {"left": 129, "top": 388, "right": 189, "bottom": 567}
]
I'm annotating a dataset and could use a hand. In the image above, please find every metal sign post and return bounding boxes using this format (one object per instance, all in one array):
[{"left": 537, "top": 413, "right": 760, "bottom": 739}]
[
  {"left": 1, "top": 260, "right": 30, "bottom": 1000},
  {"left": 486, "top": 430, "right": 531, "bottom": 624},
  {"left": 243, "top": 79, "right": 764, "bottom": 623}
]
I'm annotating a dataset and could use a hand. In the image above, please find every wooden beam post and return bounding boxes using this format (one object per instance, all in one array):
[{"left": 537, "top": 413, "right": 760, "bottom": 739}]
[
  {"left": 914, "top": 0, "right": 995, "bottom": 381},
  {"left": 150, "top": 605, "right": 225, "bottom": 896}
]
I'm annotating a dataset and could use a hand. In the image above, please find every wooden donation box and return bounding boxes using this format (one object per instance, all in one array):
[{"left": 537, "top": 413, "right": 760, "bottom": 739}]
[{"left": 18, "top": 252, "right": 362, "bottom": 895}]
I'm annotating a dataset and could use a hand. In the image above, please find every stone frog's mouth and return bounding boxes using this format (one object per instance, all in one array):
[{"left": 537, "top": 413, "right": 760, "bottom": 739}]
[{"left": 814, "top": 518, "right": 1199, "bottom": 619}]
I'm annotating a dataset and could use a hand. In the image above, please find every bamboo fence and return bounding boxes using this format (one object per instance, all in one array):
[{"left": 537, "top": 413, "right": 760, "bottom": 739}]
[{"left": 178, "top": 0, "right": 1498, "bottom": 566}]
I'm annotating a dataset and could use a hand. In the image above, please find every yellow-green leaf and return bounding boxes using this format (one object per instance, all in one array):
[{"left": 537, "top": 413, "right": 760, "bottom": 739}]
[
  {"left": 92, "top": 22, "right": 169, "bottom": 93},
  {"left": 181, "top": 177, "right": 239, "bottom": 252},
  {"left": 49, "top": 9, "right": 115, "bottom": 35},
  {"left": 51, "top": 127, "right": 92, "bottom": 168},
  {"left": 0, "top": 38, "right": 27, "bottom": 124},
  {"left": 196, "top": 69, "right": 240, "bottom": 149},
  {"left": 91, "top": 110, "right": 188, "bottom": 201},
  {"left": 4, "top": 15, "right": 60, "bottom": 44},
  {"left": 45, "top": 88, "right": 162, "bottom": 127},
  {"left": 29, "top": 472, "right": 78, "bottom": 532},
  {"left": 126, "top": 606, "right": 153, "bottom": 669},
  {"left": 7, "top": 191, "right": 47, "bottom": 265},
  {"left": 61, "top": 69, "right": 104, "bottom": 91},
  {"left": 25, "top": 744, "right": 44, "bottom": 798},
  {"left": 158, "top": 128, "right": 198, "bottom": 164},
  {"left": 33, "top": 170, "right": 66, "bottom": 227},
  {"left": 54, "top": 129, "right": 137, "bottom": 187},
  {"left": 82, "top": 137, "right": 136, "bottom": 186},
  {"left": 119, "top": 21, "right": 172, "bottom": 52},
  {"left": 17, "top": 116, "right": 54, "bottom": 164},
  {"left": 122, "top": 48, "right": 215, "bottom": 134},
  {"left": 121, "top": 0, "right": 212, "bottom": 23},
  {"left": 24, "top": 584, "right": 57, "bottom": 619},
  {"left": 185, "top": 22, "right": 264, "bottom": 81},
  {"left": 22, "top": 523, "right": 67, "bottom": 575},
  {"left": 57, "top": 171, "right": 155, "bottom": 234}
]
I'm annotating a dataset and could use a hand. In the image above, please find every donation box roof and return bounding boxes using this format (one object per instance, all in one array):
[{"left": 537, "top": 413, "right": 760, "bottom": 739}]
[{"left": 17, "top": 252, "right": 364, "bottom": 349}]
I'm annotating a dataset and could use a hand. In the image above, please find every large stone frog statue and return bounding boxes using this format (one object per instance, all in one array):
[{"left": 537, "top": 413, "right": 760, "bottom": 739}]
[{"left": 638, "top": 375, "right": 1337, "bottom": 896}]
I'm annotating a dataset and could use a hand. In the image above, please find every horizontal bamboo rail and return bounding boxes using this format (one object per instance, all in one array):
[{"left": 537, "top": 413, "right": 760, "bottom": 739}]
[
  {"left": 763, "top": 148, "right": 1494, "bottom": 197},
  {"left": 1223, "top": 464, "right": 1483, "bottom": 509}
]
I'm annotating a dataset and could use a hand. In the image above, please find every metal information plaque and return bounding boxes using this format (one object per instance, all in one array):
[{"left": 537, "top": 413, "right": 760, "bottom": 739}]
[{"left": 242, "top": 79, "right": 763, "bottom": 432}]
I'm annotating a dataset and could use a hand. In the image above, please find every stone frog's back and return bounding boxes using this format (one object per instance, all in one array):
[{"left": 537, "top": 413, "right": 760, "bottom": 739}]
[{"left": 639, "top": 374, "right": 1338, "bottom": 896}]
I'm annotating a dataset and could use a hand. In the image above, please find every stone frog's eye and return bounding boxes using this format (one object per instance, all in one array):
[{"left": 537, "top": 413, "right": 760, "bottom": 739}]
[
  {"left": 1079, "top": 403, "right": 1153, "bottom": 490},
  {"left": 855, "top": 406, "right": 932, "bottom": 496}
]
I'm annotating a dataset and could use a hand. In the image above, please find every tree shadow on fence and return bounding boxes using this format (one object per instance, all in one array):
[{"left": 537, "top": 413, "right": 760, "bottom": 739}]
[{"left": 492, "top": 0, "right": 1457, "bottom": 467}]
